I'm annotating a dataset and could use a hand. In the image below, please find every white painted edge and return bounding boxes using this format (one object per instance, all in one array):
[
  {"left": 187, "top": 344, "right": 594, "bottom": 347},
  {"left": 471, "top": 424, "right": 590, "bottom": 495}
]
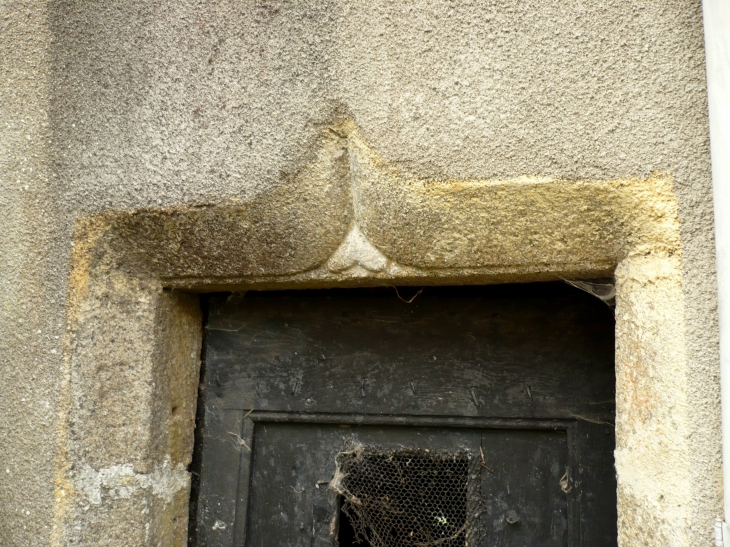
[{"left": 702, "top": 0, "right": 730, "bottom": 540}]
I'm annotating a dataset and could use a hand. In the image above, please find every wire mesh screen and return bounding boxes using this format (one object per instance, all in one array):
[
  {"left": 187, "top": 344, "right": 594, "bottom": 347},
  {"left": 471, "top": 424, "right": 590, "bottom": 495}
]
[{"left": 332, "top": 448, "right": 470, "bottom": 547}]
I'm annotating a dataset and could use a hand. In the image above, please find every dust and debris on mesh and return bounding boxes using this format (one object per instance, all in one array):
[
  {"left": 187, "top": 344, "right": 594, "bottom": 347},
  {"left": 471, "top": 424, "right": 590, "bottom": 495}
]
[{"left": 331, "top": 446, "right": 471, "bottom": 547}]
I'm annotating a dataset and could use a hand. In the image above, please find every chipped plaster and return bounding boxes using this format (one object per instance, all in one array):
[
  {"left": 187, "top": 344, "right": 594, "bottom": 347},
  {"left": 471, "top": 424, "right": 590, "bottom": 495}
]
[{"left": 76, "top": 458, "right": 189, "bottom": 506}]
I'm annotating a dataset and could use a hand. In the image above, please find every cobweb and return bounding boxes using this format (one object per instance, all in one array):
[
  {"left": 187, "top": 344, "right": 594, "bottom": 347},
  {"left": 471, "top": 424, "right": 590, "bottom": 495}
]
[{"left": 331, "top": 447, "right": 470, "bottom": 547}]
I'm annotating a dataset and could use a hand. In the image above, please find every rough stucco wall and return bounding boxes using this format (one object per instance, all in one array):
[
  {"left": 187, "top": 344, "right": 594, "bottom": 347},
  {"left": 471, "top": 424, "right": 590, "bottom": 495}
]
[
  {"left": 0, "top": 1, "right": 717, "bottom": 545},
  {"left": 0, "top": 2, "right": 61, "bottom": 544}
]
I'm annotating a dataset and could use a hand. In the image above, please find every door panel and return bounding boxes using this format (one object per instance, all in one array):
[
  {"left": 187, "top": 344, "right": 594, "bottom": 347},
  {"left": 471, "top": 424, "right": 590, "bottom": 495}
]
[
  {"left": 204, "top": 286, "right": 614, "bottom": 420},
  {"left": 194, "top": 284, "right": 616, "bottom": 547},
  {"left": 246, "top": 424, "right": 482, "bottom": 547},
  {"left": 479, "top": 429, "right": 568, "bottom": 546}
]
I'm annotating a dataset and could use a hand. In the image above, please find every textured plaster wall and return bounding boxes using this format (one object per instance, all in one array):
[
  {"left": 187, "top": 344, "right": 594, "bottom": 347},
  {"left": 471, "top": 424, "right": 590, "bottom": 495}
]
[
  {"left": 0, "top": 1, "right": 60, "bottom": 543},
  {"left": 0, "top": 1, "right": 718, "bottom": 546}
]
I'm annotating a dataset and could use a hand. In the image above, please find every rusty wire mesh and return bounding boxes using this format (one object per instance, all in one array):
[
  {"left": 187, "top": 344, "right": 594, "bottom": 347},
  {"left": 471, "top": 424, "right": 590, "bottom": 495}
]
[{"left": 332, "top": 448, "right": 470, "bottom": 547}]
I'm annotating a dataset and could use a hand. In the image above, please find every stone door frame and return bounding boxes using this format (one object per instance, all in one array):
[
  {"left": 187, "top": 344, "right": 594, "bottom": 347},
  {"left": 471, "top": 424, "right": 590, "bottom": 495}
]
[{"left": 52, "top": 119, "right": 692, "bottom": 546}]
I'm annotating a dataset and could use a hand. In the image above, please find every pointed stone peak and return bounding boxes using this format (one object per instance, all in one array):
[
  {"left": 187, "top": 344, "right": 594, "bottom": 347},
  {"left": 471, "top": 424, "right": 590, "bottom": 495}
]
[{"left": 327, "top": 224, "right": 389, "bottom": 273}]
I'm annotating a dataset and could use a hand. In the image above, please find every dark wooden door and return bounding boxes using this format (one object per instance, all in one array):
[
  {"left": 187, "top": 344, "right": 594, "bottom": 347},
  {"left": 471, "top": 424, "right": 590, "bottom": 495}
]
[{"left": 193, "top": 284, "right": 616, "bottom": 547}]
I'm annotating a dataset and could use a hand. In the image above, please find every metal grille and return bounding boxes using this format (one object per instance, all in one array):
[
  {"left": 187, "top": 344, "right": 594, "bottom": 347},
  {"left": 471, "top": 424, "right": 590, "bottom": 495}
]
[{"left": 332, "top": 448, "right": 469, "bottom": 547}]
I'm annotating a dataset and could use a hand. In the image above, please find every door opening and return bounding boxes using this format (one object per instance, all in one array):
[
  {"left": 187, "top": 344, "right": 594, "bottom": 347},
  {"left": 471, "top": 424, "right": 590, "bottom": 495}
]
[
  {"left": 336, "top": 499, "right": 359, "bottom": 547},
  {"left": 191, "top": 283, "right": 616, "bottom": 547}
]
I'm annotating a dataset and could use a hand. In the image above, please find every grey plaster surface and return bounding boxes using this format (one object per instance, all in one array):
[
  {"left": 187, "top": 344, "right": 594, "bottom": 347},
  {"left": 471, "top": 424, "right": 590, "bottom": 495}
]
[
  {"left": 1, "top": 2, "right": 61, "bottom": 544},
  {"left": 0, "top": 1, "right": 718, "bottom": 545}
]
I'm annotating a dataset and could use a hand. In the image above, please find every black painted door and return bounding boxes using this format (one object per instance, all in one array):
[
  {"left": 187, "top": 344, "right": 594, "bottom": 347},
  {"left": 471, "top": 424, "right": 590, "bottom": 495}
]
[{"left": 193, "top": 284, "right": 616, "bottom": 547}]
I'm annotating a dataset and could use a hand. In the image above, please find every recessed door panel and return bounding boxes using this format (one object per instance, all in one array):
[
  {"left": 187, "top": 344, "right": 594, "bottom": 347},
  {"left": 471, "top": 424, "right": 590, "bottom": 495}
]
[
  {"left": 479, "top": 429, "right": 569, "bottom": 546},
  {"left": 247, "top": 424, "right": 483, "bottom": 547}
]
